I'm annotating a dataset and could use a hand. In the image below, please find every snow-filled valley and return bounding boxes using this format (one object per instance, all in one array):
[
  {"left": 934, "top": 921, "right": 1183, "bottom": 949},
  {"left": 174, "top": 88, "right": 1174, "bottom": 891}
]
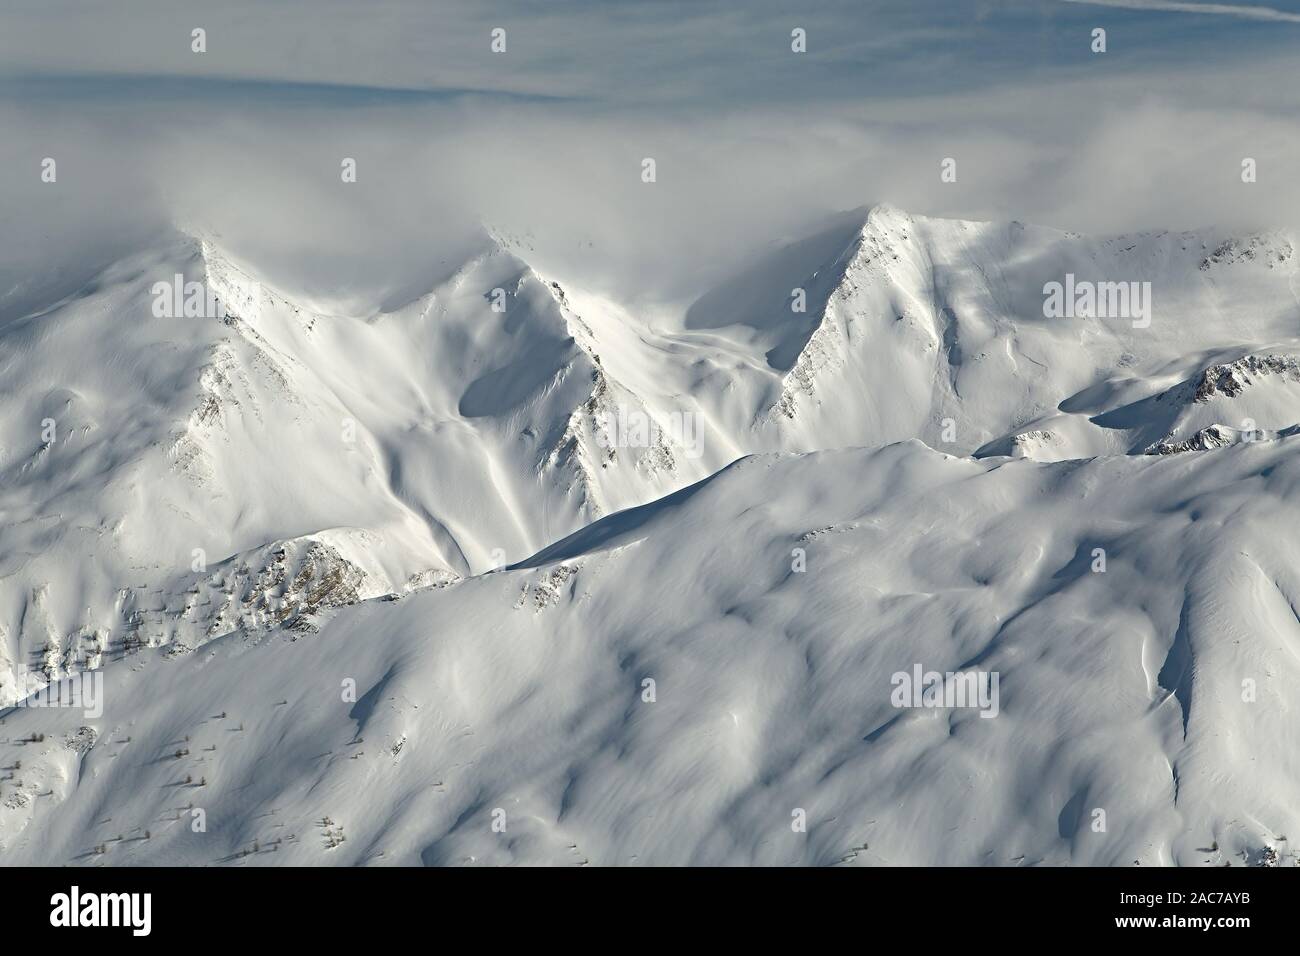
[{"left": 2, "top": 205, "right": 1298, "bottom": 865}]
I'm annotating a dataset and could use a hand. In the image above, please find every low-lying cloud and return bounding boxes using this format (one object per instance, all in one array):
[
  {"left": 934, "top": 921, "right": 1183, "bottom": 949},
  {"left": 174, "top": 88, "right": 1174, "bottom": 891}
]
[{"left": 3, "top": 1, "right": 1300, "bottom": 311}]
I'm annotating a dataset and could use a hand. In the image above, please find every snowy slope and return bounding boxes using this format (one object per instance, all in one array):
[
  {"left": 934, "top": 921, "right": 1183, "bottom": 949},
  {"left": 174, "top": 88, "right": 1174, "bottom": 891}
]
[
  {"left": 685, "top": 204, "right": 1300, "bottom": 460},
  {"left": 0, "top": 234, "right": 705, "bottom": 704},
  {"left": 545, "top": 204, "right": 1300, "bottom": 464},
  {"left": 2, "top": 204, "right": 1299, "bottom": 865},
  {"left": 2, "top": 438, "right": 1298, "bottom": 866}
]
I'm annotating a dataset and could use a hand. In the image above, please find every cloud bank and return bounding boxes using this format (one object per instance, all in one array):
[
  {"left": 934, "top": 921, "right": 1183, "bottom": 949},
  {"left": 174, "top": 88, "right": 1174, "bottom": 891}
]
[{"left": 3, "top": 1, "right": 1299, "bottom": 309}]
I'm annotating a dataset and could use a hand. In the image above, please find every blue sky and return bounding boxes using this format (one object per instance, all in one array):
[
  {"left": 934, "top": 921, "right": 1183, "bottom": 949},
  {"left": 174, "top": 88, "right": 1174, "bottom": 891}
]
[{"left": 2, "top": 0, "right": 1298, "bottom": 106}]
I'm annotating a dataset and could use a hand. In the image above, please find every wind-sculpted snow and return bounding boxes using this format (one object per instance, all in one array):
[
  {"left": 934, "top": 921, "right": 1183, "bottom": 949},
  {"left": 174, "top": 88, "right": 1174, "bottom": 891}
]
[
  {"left": 2, "top": 439, "right": 1298, "bottom": 865},
  {"left": 2, "top": 205, "right": 1299, "bottom": 865},
  {"left": 0, "top": 234, "right": 702, "bottom": 704}
]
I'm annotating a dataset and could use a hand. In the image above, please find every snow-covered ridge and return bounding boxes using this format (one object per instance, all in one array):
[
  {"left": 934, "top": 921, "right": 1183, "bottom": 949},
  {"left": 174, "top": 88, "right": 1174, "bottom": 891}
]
[
  {"left": 0, "top": 230, "right": 712, "bottom": 703},
  {"left": 4, "top": 439, "right": 1299, "bottom": 865},
  {"left": 5, "top": 206, "right": 1299, "bottom": 685},
  {"left": 2, "top": 205, "right": 1299, "bottom": 865}
]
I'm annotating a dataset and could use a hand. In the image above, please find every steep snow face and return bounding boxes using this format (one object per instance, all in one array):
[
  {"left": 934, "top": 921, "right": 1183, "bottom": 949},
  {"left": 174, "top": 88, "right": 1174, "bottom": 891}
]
[
  {"left": 696, "top": 205, "right": 1300, "bottom": 460},
  {"left": 560, "top": 205, "right": 1298, "bottom": 466},
  {"left": 204, "top": 241, "right": 708, "bottom": 567},
  {"left": 3, "top": 204, "right": 1300, "bottom": 866},
  {"left": 2, "top": 438, "right": 1298, "bottom": 866},
  {"left": 0, "top": 239, "right": 447, "bottom": 702},
  {"left": 0, "top": 233, "right": 710, "bottom": 702}
]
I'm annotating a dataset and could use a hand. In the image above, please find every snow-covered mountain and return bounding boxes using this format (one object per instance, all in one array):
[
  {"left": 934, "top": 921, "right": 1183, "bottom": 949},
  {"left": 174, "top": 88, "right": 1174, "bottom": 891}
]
[
  {"left": 0, "top": 233, "right": 707, "bottom": 703},
  {"left": 2, "top": 205, "right": 1298, "bottom": 865}
]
